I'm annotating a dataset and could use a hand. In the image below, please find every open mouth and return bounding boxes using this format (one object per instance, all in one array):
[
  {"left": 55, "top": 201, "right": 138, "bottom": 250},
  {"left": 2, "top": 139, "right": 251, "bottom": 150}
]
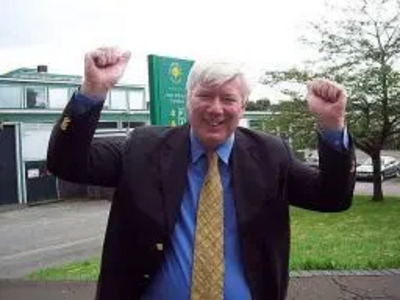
[{"left": 205, "top": 119, "right": 224, "bottom": 127}]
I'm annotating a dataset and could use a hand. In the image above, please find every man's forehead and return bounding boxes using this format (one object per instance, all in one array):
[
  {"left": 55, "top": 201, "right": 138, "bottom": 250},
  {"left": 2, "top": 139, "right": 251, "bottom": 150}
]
[{"left": 195, "top": 78, "right": 242, "bottom": 92}]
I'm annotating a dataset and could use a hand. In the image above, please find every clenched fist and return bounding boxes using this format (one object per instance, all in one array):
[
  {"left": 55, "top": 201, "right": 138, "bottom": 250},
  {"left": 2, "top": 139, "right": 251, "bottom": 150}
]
[
  {"left": 307, "top": 78, "right": 347, "bottom": 131},
  {"left": 81, "top": 47, "right": 131, "bottom": 100}
]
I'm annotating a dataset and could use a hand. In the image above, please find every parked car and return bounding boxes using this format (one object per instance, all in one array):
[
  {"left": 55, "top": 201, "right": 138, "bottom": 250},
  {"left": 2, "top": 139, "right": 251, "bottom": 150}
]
[
  {"left": 356, "top": 156, "right": 400, "bottom": 181},
  {"left": 304, "top": 151, "right": 319, "bottom": 169}
]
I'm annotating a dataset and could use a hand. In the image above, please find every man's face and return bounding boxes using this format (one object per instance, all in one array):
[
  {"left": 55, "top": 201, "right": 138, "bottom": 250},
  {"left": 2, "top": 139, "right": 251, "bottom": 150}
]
[{"left": 187, "top": 77, "right": 245, "bottom": 149}]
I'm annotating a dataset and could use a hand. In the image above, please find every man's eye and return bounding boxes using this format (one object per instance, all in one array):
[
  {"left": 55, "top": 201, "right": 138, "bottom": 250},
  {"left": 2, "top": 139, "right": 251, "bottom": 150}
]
[
  {"left": 224, "top": 97, "right": 238, "bottom": 103},
  {"left": 197, "top": 94, "right": 212, "bottom": 99}
]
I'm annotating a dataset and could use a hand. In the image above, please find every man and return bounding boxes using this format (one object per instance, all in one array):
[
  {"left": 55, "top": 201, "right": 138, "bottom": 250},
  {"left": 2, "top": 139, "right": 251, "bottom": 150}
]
[{"left": 47, "top": 47, "right": 356, "bottom": 300}]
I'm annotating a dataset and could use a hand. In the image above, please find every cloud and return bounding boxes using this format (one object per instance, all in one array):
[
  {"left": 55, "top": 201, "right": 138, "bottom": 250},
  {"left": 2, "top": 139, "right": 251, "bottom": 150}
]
[{"left": 0, "top": 0, "right": 328, "bottom": 84}]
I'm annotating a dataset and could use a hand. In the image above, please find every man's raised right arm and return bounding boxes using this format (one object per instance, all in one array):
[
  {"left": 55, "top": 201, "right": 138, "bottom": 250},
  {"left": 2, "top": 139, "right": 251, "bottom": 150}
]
[{"left": 47, "top": 48, "right": 131, "bottom": 187}]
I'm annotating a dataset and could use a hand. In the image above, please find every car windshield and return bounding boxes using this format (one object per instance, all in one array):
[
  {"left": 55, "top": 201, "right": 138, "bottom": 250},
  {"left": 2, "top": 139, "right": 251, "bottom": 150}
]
[
  {"left": 361, "top": 158, "right": 384, "bottom": 166},
  {"left": 361, "top": 157, "right": 396, "bottom": 166}
]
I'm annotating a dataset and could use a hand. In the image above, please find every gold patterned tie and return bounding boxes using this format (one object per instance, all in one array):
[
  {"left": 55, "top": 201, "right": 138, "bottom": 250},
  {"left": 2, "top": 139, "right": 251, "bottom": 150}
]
[{"left": 190, "top": 152, "right": 224, "bottom": 300}]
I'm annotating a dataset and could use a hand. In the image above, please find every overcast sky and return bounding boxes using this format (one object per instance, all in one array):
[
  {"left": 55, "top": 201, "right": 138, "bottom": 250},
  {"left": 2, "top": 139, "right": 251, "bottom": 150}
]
[{"left": 0, "top": 0, "right": 332, "bottom": 96}]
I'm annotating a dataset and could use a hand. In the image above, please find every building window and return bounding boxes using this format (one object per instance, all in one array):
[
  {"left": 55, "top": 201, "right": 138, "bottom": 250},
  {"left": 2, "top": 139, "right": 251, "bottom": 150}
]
[
  {"left": 26, "top": 86, "right": 47, "bottom": 109},
  {"left": 122, "top": 121, "right": 146, "bottom": 128},
  {"left": 49, "top": 87, "right": 69, "bottom": 109},
  {"left": 110, "top": 89, "right": 127, "bottom": 110},
  {"left": 96, "top": 122, "right": 118, "bottom": 129},
  {"left": 0, "top": 85, "right": 23, "bottom": 108},
  {"left": 21, "top": 123, "right": 53, "bottom": 161},
  {"left": 128, "top": 90, "right": 145, "bottom": 110}
]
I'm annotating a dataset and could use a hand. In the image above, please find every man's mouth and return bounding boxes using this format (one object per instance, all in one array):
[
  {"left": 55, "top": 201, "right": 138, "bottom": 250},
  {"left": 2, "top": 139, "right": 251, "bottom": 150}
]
[{"left": 206, "top": 120, "right": 224, "bottom": 127}]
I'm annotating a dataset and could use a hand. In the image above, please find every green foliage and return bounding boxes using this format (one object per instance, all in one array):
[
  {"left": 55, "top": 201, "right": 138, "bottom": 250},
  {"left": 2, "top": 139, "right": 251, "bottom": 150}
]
[
  {"left": 311, "top": 0, "right": 400, "bottom": 152},
  {"left": 259, "top": 70, "right": 317, "bottom": 150},
  {"left": 312, "top": 0, "right": 400, "bottom": 201},
  {"left": 259, "top": 100, "right": 317, "bottom": 150},
  {"left": 261, "top": 0, "right": 400, "bottom": 200},
  {"left": 246, "top": 99, "right": 271, "bottom": 111}
]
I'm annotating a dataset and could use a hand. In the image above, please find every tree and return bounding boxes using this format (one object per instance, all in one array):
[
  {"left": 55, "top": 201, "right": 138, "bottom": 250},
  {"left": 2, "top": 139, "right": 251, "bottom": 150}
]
[
  {"left": 246, "top": 98, "right": 271, "bottom": 111},
  {"left": 257, "top": 94, "right": 317, "bottom": 151},
  {"left": 260, "top": 69, "right": 317, "bottom": 150},
  {"left": 263, "top": 0, "right": 400, "bottom": 201}
]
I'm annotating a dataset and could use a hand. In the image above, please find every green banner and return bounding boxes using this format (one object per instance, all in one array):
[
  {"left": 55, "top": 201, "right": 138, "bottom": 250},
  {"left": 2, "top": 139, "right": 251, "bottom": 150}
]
[{"left": 148, "top": 55, "right": 194, "bottom": 126}]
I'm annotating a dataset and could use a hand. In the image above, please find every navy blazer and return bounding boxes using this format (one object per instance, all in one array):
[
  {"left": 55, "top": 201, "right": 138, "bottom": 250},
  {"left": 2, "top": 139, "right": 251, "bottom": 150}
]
[{"left": 47, "top": 101, "right": 356, "bottom": 300}]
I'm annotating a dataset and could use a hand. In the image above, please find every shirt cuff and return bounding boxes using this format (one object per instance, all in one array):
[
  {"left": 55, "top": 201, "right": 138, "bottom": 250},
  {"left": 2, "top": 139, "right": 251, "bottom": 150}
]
[
  {"left": 319, "top": 126, "right": 349, "bottom": 151},
  {"left": 69, "top": 90, "right": 104, "bottom": 115}
]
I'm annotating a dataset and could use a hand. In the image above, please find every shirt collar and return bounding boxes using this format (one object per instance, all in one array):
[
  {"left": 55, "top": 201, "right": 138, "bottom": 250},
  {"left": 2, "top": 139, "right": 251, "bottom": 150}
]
[{"left": 190, "top": 129, "right": 234, "bottom": 165}]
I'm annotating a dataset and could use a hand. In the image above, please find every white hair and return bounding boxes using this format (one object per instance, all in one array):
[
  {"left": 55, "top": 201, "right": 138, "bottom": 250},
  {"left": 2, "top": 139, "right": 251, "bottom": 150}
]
[{"left": 186, "top": 61, "right": 251, "bottom": 104}]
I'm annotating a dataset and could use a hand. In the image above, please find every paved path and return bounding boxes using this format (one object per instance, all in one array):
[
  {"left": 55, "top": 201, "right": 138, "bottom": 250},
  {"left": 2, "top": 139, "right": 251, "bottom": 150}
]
[
  {"left": 1, "top": 275, "right": 400, "bottom": 299},
  {"left": 355, "top": 179, "right": 400, "bottom": 197},
  {"left": 0, "top": 200, "right": 109, "bottom": 278},
  {"left": 289, "top": 274, "right": 400, "bottom": 299}
]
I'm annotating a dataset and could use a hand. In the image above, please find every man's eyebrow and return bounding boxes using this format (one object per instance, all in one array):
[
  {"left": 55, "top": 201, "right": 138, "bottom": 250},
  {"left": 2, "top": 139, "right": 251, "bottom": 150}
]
[{"left": 221, "top": 92, "right": 240, "bottom": 97}]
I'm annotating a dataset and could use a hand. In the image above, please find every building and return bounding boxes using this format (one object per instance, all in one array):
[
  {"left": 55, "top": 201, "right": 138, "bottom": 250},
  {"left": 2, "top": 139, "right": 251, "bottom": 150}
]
[
  {"left": 0, "top": 66, "right": 147, "bottom": 206},
  {"left": 0, "top": 66, "right": 271, "bottom": 207}
]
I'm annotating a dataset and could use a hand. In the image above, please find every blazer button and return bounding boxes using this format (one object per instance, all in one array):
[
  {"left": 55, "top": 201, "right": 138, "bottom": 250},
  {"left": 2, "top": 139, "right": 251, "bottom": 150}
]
[
  {"left": 143, "top": 274, "right": 150, "bottom": 279},
  {"left": 60, "top": 117, "right": 71, "bottom": 131},
  {"left": 155, "top": 243, "right": 163, "bottom": 251}
]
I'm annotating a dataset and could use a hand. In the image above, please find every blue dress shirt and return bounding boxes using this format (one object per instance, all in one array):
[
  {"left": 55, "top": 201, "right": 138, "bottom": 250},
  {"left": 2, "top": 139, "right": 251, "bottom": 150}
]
[
  {"left": 70, "top": 92, "right": 349, "bottom": 299},
  {"left": 144, "top": 132, "right": 251, "bottom": 300}
]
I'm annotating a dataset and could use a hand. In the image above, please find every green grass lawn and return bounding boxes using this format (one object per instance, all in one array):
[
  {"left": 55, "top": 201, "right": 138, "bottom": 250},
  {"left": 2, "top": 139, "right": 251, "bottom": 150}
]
[
  {"left": 27, "top": 195, "right": 400, "bottom": 280},
  {"left": 27, "top": 258, "right": 101, "bottom": 280},
  {"left": 290, "top": 195, "right": 400, "bottom": 270}
]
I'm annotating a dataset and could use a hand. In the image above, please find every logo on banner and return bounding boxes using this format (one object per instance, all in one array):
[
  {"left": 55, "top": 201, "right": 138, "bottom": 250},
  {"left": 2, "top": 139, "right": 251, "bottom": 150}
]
[{"left": 169, "top": 62, "right": 183, "bottom": 84}]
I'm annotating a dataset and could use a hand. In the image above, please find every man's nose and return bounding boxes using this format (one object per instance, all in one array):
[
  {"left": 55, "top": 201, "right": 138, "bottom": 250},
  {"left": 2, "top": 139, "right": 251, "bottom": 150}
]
[{"left": 208, "top": 97, "right": 224, "bottom": 113}]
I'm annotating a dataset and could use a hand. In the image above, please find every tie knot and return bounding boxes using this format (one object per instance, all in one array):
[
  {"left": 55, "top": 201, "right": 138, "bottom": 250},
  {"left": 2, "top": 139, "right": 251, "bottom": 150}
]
[
  {"left": 207, "top": 152, "right": 219, "bottom": 168},
  {"left": 205, "top": 152, "right": 219, "bottom": 179}
]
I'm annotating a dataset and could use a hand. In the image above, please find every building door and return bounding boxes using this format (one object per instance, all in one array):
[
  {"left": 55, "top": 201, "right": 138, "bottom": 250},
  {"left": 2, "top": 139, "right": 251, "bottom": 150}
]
[
  {"left": 0, "top": 124, "right": 19, "bottom": 205},
  {"left": 25, "top": 160, "right": 58, "bottom": 204}
]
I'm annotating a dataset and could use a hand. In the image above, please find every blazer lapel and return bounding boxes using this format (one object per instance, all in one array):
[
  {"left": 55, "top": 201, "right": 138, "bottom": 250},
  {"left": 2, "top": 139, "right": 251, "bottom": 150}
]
[
  {"left": 159, "top": 125, "right": 191, "bottom": 235},
  {"left": 232, "top": 130, "right": 279, "bottom": 227},
  {"left": 157, "top": 126, "right": 279, "bottom": 234}
]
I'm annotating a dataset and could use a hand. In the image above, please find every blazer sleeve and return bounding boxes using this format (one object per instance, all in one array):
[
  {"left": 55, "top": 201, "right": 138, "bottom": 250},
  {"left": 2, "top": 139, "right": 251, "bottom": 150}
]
[
  {"left": 286, "top": 133, "right": 356, "bottom": 212},
  {"left": 46, "top": 98, "right": 125, "bottom": 187}
]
